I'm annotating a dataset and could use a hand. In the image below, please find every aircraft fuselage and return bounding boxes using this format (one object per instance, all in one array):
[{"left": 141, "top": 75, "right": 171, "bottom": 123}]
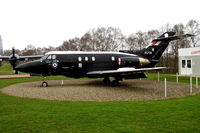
[{"left": 16, "top": 51, "right": 149, "bottom": 78}]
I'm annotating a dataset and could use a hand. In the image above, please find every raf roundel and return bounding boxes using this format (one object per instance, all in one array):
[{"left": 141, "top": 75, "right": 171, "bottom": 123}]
[{"left": 52, "top": 62, "right": 58, "bottom": 68}]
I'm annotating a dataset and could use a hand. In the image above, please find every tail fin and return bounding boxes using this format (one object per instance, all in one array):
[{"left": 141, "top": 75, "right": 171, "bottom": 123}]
[
  {"left": 139, "top": 32, "right": 194, "bottom": 63},
  {"left": 139, "top": 32, "right": 175, "bottom": 61}
]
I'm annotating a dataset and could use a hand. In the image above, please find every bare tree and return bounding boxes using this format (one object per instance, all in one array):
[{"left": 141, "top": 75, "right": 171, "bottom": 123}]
[
  {"left": 127, "top": 30, "right": 159, "bottom": 50},
  {"left": 169, "top": 23, "right": 190, "bottom": 73},
  {"left": 80, "top": 33, "right": 93, "bottom": 51},
  {"left": 126, "top": 34, "right": 138, "bottom": 50},
  {"left": 80, "top": 27, "right": 125, "bottom": 51},
  {"left": 21, "top": 44, "right": 37, "bottom": 56},
  {"left": 185, "top": 19, "right": 200, "bottom": 47},
  {"left": 57, "top": 38, "right": 79, "bottom": 51}
]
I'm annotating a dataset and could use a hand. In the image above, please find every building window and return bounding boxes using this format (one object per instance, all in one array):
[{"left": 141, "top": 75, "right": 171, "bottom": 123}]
[
  {"left": 92, "top": 56, "right": 95, "bottom": 61},
  {"left": 78, "top": 57, "right": 82, "bottom": 61},
  {"left": 182, "top": 60, "right": 186, "bottom": 68},
  {"left": 111, "top": 56, "right": 115, "bottom": 61},
  {"left": 187, "top": 60, "right": 191, "bottom": 68},
  {"left": 85, "top": 57, "right": 88, "bottom": 61}
]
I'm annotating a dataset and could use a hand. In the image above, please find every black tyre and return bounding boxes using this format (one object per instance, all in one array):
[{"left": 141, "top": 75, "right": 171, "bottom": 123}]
[
  {"left": 42, "top": 81, "right": 48, "bottom": 87},
  {"left": 111, "top": 80, "right": 119, "bottom": 87},
  {"left": 103, "top": 77, "right": 111, "bottom": 85}
]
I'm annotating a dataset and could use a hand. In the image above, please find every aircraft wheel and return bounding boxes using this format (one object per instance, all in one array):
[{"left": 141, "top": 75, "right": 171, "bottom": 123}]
[
  {"left": 15, "top": 70, "right": 18, "bottom": 74},
  {"left": 111, "top": 80, "right": 119, "bottom": 87},
  {"left": 103, "top": 77, "right": 111, "bottom": 85},
  {"left": 42, "top": 81, "right": 48, "bottom": 87}
]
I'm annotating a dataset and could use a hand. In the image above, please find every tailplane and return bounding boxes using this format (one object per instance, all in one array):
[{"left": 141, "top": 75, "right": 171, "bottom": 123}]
[
  {"left": 140, "top": 32, "right": 194, "bottom": 61},
  {"left": 120, "top": 32, "right": 194, "bottom": 66},
  {"left": 139, "top": 32, "right": 176, "bottom": 61}
]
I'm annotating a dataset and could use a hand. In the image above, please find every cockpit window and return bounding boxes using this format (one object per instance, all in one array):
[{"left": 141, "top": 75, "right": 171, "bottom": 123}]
[
  {"left": 41, "top": 54, "right": 56, "bottom": 60},
  {"left": 47, "top": 55, "right": 52, "bottom": 60},
  {"left": 41, "top": 55, "right": 48, "bottom": 60},
  {"left": 52, "top": 55, "right": 56, "bottom": 60}
]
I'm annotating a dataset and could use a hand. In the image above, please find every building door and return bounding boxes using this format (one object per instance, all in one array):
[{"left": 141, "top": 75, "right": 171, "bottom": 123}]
[{"left": 181, "top": 59, "right": 192, "bottom": 75}]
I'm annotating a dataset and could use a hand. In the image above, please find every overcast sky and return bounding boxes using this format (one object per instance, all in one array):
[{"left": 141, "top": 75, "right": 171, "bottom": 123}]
[{"left": 0, "top": 0, "right": 199, "bottom": 50}]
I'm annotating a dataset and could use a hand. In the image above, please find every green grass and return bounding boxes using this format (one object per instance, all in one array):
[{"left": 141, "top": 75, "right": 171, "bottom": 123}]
[
  {"left": 145, "top": 73, "right": 198, "bottom": 84},
  {"left": 0, "top": 63, "right": 13, "bottom": 74},
  {"left": 0, "top": 74, "right": 200, "bottom": 133}
]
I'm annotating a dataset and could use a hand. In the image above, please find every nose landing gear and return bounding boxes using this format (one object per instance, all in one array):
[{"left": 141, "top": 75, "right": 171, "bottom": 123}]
[
  {"left": 42, "top": 81, "right": 48, "bottom": 87},
  {"left": 41, "top": 76, "right": 48, "bottom": 87}
]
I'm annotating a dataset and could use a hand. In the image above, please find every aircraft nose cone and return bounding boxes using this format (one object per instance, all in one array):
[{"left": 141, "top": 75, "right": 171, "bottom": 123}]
[
  {"left": 15, "top": 63, "right": 27, "bottom": 72},
  {"left": 15, "top": 60, "right": 47, "bottom": 74}
]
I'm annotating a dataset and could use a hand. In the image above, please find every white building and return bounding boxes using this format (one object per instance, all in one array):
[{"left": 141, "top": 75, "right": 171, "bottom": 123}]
[
  {"left": 178, "top": 47, "right": 200, "bottom": 76},
  {"left": 0, "top": 35, "right": 3, "bottom": 55}
]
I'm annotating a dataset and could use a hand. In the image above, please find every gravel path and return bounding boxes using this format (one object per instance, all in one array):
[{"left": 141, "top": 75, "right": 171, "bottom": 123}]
[{"left": 2, "top": 79, "right": 200, "bottom": 101}]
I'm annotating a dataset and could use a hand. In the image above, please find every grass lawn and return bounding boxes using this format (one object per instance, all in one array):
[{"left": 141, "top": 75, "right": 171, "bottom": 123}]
[
  {"left": 0, "top": 63, "right": 13, "bottom": 74},
  {"left": 0, "top": 74, "right": 200, "bottom": 133}
]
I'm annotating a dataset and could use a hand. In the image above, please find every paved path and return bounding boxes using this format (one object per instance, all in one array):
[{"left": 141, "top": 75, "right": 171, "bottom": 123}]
[
  {"left": 0, "top": 74, "right": 30, "bottom": 79},
  {"left": 2, "top": 79, "right": 200, "bottom": 101}
]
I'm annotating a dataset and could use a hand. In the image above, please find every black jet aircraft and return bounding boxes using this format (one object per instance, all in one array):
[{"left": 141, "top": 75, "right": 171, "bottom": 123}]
[
  {"left": 16, "top": 32, "right": 193, "bottom": 86},
  {"left": 0, "top": 47, "right": 43, "bottom": 74}
]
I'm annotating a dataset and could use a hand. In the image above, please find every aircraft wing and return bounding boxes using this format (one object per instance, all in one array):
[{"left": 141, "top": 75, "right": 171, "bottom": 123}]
[
  {"left": 0, "top": 56, "right": 10, "bottom": 59},
  {"left": 87, "top": 67, "right": 166, "bottom": 75},
  {"left": 0, "top": 55, "right": 43, "bottom": 61},
  {"left": 18, "top": 55, "right": 43, "bottom": 60},
  {"left": 152, "top": 34, "right": 194, "bottom": 42},
  {"left": 0, "top": 56, "right": 10, "bottom": 61}
]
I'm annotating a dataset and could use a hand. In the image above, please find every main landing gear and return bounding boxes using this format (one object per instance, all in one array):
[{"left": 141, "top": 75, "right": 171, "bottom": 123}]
[
  {"left": 111, "top": 79, "right": 120, "bottom": 86},
  {"left": 41, "top": 76, "right": 48, "bottom": 87},
  {"left": 103, "top": 77, "right": 121, "bottom": 86},
  {"left": 103, "top": 77, "right": 111, "bottom": 85}
]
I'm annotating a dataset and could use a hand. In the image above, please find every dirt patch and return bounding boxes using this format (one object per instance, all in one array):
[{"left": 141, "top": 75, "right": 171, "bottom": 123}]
[{"left": 1, "top": 79, "right": 200, "bottom": 101}]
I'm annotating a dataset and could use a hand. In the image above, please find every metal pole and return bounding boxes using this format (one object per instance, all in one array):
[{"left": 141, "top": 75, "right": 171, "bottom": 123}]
[
  {"left": 176, "top": 73, "right": 178, "bottom": 83},
  {"left": 164, "top": 78, "right": 167, "bottom": 97},
  {"left": 190, "top": 76, "right": 192, "bottom": 94},
  {"left": 61, "top": 80, "right": 64, "bottom": 86},
  {"left": 158, "top": 71, "right": 160, "bottom": 82},
  {"left": 196, "top": 76, "right": 198, "bottom": 89}
]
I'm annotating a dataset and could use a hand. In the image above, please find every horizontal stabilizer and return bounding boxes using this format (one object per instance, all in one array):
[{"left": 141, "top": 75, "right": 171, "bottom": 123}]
[{"left": 152, "top": 34, "right": 194, "bottom": 42}]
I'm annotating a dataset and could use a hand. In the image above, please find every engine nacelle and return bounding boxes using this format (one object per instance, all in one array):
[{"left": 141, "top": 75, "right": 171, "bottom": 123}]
[{"left": 119, "top": 57, "right": 150, "bottom": 67}]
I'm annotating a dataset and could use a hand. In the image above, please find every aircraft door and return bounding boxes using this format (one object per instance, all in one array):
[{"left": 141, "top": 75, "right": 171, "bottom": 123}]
[{"left": 45, "top": 54, "right": 60, "bottom": 74}]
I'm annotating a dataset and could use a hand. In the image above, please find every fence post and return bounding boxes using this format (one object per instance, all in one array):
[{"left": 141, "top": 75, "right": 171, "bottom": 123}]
[
  {"left": 196, "top": 76, "right": 198, "bottom": 89},
  {"left": 190, "top": 76, "right": 192, "bottom": 94},
  {"left": 158, "top": 71, "right": 160, "bottom": 82},
  {"left": 164, "top": 78, "right": 167, "bottom": 97},
  {"left": 176, "top": 73, "right": 178, "bottom": 83},
  {"left": 60, "top": 80, "right": 64, "bottom": 86}
]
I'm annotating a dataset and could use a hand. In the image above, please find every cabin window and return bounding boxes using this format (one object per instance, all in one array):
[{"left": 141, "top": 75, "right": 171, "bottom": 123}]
[
  {"left": 111, "top": 56, "right": 115, "bottom": 61},
  {"left": 78, "top": 63, "right": 82, "bottom": 68},
  {"left": 92, "top": 56, "right": 95, "bottom": 61},
  {"left": 47, "top": 55, "right": 52, "bottom": 60},
  {"left": 78, "top": 57, "right": 82, "bottom": 61},
  {"left": 52, "top": 55, "right": 56, "bottom": 60},
  {"left": 85, "top": 57, "right": 88, "bottom": 61}
]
